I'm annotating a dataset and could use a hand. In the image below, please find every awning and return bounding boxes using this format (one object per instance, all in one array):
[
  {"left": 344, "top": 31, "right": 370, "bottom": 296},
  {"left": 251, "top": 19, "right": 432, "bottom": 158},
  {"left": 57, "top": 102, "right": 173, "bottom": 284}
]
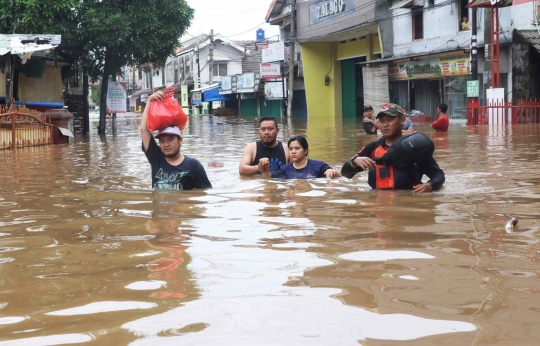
[
  {"left": 203, "top": 86, "right": 236, "bottom": 102},
  {"left": 518, "top": 30, "right": 540, "bottom": 54},
  {"left": 467, "top": 0, "right": 513, "bottom": 7},
  {"left": 389, "top": 0, "right": 423, "bottom": 10},
  {"left": 0, "top": 34, "right": 61, "bottom": 56}
]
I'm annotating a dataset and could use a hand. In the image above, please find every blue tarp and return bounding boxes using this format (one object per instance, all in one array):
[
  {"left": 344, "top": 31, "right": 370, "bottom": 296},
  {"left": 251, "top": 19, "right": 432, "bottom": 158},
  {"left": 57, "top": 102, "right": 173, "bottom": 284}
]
[{"left": 203, "top": 86, "right": 235, "bottom": 102}]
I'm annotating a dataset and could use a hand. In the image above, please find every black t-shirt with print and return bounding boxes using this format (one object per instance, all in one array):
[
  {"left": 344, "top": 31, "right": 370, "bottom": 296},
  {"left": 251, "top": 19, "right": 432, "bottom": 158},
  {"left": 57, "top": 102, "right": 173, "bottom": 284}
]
[{"left": 143, "top": 136, "right": 212, "bottom": 190}]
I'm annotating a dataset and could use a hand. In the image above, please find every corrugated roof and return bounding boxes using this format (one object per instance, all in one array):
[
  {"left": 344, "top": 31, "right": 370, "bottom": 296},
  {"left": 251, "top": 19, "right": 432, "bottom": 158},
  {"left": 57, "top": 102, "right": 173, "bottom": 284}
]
[{"left": 520, "top": 30, "right": 540, "bottom": 53}]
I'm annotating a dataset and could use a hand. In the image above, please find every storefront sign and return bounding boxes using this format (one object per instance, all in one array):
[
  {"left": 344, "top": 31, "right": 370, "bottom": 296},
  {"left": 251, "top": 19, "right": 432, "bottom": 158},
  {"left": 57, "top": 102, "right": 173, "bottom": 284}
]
[
  {"left": 106, "top": 81, "right": 127, "bottom": 113},
  {"left": 221, "top": 76, "right": 232, "bottom": 94},
  {"left": 261, "top": 42, "right": 285, "bottom": 63},
  {"left": 467, "top": 80, "right": 479, "bottom": 97},
  {"left": 192, "top": 91, "right": 202, "bottom": 102},
  {"left": 264, "top": 80, "right": 287, "bottom": 100},
  {"left": 260, "top": 63, "right": 281, "bottom": 79},
  {"left": 309, "top": 0, "right": 355, "bottom": 25},
  {"left": 237, "top": 73, "right": 260, "bottom": 93},
  {"left": 389, "top": 55, "right": 471, "bottom": 81},
  {"left": 180, "top": 86, "right": 189, "bottom": 106}
]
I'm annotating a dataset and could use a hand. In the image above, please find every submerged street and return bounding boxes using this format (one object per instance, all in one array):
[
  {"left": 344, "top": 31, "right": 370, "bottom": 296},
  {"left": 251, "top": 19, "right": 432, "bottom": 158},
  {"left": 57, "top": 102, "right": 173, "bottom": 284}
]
[{"left": 1, "top": 114, "right": 540, "bottom": 344}]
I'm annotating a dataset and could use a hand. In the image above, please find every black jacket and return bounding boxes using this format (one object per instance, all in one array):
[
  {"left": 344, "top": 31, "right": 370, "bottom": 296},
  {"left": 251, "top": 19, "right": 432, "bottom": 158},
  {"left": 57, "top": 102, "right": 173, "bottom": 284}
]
[{"left": 341, "top": 137, "right": 445, "bottom": 190}]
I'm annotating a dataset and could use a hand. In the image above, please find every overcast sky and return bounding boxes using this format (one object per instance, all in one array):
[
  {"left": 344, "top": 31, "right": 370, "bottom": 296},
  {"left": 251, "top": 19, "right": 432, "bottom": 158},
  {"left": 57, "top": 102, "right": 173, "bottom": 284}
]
[{"left": 182, "top": 0, "right": 281, "bottom": 42}]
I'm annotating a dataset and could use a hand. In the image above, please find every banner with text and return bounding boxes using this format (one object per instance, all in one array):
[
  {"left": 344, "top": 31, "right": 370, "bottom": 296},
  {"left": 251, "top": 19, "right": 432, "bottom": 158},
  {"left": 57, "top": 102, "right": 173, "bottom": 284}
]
[
  {"left": 264, "top": 79, "right": 287, "bottom": 100},
  {"left": 389, "top": 55, "right": 471, "bottom": 81},
  {"left": 261, "top": 42, "right": 285, "bottom": 63},
  {"left": 260, "top": 63, "right": 281, "bottom": 79},
  {"left": 106, "top": 81, "right": 127, "bottom": 113}
]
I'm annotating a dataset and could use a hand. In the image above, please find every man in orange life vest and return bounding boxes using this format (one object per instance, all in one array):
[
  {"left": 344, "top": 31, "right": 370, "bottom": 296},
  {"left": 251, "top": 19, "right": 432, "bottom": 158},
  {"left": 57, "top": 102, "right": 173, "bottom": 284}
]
[{"left": 341, "top": 103, "right": 445, "bottom": 192}]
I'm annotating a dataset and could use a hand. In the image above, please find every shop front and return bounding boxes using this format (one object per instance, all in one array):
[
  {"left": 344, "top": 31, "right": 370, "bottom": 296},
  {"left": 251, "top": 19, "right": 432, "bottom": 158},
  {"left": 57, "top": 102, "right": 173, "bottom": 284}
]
[{"left": 388, "top": 53, "right": 471, "bottom": 121}]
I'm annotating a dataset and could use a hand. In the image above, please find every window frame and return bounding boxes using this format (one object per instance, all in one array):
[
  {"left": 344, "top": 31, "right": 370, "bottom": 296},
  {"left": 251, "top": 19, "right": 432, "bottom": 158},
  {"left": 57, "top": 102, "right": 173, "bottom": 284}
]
[{"left": 412, "top": 6, "right": 424, "bottom": 40}]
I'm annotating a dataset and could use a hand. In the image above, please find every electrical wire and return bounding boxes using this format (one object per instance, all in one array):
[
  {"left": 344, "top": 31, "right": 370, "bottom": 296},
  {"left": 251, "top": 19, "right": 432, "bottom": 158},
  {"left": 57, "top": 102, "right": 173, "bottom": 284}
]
[{"left": 220, "top": 21, "right": 268, "bottom": 38}]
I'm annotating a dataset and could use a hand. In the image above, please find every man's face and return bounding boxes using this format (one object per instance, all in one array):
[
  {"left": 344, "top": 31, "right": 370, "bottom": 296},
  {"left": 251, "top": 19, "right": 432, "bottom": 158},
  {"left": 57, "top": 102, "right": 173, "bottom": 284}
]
[
  {"left": 436, "top": 107, "right": 441, "bottom": 115},
  {"left": 158, "top": 134, "right": 182, "bottom": 158},
  {"left": 365, "top": 109, "right": 374, "bottom": 118},
  {"left": 259, "top": 120, "right": 279, "bottom": 146},
  {"left": 377, "top": 115, "right": 405, "bottom": 138},
  {"left": 463, "top": 17, "right": 468, "bottom": 22}
]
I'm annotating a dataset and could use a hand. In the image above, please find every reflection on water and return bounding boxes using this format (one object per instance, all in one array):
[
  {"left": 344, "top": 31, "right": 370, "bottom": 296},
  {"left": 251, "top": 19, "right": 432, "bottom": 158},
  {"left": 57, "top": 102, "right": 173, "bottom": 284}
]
[{"left": 1, "top": 114, "right": 540, "bottom": 345}]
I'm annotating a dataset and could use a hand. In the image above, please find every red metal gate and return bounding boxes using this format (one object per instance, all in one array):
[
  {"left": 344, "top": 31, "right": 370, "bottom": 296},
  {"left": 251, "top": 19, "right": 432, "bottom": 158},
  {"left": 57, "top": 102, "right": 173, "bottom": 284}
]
[
  {"left": 467, "top": 98, "right": 540, "bottom": 125},
  {"left": 0, "top": 102, "right": 53, "bottom": 150}
]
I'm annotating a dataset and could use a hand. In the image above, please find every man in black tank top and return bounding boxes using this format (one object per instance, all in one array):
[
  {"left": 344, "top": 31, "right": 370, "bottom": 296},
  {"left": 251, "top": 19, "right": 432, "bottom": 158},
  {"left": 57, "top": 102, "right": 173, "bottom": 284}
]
[{"left": 239, "top": 116, "right": 290, "bottom": 176}]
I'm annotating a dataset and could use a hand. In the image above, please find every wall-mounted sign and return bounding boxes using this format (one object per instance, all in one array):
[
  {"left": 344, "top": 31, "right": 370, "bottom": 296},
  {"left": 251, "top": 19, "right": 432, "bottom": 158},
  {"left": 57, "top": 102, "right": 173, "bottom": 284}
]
[
  {"left": 309, "top": 0, "right": 355, "bottom": 26},
  {"left": 388, "top": 55, "right": 471, "bottom": 81},
  {"left": 467, "top": 80, "right": 479, "bottom": 97},
  {"left": 264, "top": 80, "right": 287, "bottom": 100},
  {"left": 260, "top": 63, "right": 281, "bottom": 79},
  {"left": 192, "top": 91, "right": 202, "bottom": 102},
  {"left": 261, "top": 42, "right": 285, "bottom": 63},
  {"left": 221, "top": 76, "right": 232, "bottom": 94},
  {"left": 237, "top": 73, "right": 261, "bottom": 93}
]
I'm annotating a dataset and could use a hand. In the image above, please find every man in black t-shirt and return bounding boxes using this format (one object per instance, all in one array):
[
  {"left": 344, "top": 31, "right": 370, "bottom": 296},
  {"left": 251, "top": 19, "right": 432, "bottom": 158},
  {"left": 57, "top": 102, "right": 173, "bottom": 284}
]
[
  {"left": 141, "top": 91, "right": 212, "bottom": 190},
  {"left": 362, "top": 105, "right": 379, "bottom": 134}
]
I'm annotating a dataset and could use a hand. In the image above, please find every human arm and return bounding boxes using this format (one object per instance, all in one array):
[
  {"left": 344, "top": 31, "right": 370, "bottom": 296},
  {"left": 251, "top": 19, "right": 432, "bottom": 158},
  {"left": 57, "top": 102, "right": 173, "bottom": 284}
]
[
  {"left": 238, "top": 143, "right": 260, "bottom": 176},
  {"left": 141, "top": 91, "right": 165, "bottom": 151},
  {"left": 340, "top": 143, "right": 377, "bottom": 178},
  {"left": 282, "top": 142, "right": 291, "bottom": 163},
  {"left": 194, "top": 160, "right": 212, "bottom": 189},
  {"left": 259, "top": 158, "right": 271, "bottom": 179},
  {"left": 324, "top": 168, "right": 342, "bottom": 178},
  {"left": 414, "top": 157, "right": 445, "bottom": 192},
  {"left": 431, "top": 117, "right": 443, "bottom": 130},
  {"left": 363, "top": 118, "right": 379, "bottom": 133}
]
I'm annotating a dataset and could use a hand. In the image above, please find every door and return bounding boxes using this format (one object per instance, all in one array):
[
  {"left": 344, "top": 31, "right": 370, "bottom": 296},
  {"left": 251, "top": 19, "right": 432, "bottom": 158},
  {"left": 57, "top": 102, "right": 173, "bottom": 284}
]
[{"left": 341, "top": 59, "right": 356, "bottom": 118}]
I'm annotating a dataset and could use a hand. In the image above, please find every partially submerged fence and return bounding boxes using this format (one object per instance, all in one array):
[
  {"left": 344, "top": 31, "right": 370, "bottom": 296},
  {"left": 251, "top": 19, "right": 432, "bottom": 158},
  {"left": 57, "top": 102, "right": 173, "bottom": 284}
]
[
  {"left": 0, "top": 102, "right": 53, "bottom": 150},
  {"left": 467, "top": 98, "right": 540, "bottom": 125}
]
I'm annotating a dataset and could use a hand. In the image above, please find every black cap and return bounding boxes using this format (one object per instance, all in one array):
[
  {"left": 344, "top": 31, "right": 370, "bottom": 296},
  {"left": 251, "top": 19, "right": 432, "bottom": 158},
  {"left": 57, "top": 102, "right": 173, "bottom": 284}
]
[{"left": 364, "top": 105, "right": 373, "bottom": 111}]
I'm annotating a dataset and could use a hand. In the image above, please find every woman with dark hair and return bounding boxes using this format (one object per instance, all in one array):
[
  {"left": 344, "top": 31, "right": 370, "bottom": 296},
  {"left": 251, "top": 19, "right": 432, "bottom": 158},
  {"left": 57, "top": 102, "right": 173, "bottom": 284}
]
[{"left": 260, "top": 135, "right": 341, "bottom": 179}]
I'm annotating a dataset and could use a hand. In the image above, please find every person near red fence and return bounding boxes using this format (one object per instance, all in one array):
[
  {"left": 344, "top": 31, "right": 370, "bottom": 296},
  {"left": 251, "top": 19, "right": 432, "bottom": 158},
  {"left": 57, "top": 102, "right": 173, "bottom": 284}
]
[
  {"left": 141, "top": 91, "right": 212, "bottom": 190},
  {"left": 431, "top": 103, "right": 449, "bottom": 132},
  {"left": 341, "top": 103, "right": 445, "bottom": 193}
]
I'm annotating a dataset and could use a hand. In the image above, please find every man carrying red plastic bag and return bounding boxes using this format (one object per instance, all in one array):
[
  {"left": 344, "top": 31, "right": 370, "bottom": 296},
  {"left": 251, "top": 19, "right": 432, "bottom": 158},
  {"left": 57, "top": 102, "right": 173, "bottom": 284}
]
[{"left": 141, "top": 90, "right": 212, "bottom": 190}]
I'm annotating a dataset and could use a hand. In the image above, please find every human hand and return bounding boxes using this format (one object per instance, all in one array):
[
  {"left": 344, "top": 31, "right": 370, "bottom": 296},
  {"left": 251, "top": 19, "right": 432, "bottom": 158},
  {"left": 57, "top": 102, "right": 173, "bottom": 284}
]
[
  {"left": 352, "top": 156, "right": 376, "bottom": 171},
  {"left": 324, "top": 169, "right": 338, "bottom": 178},
  {"left": 258, "top": 158, "right": 270, "bottom": 172},
  {"left": 412, "top": 183, "right": 433, "bottom": 193},
  {"left": 363, "top": 118, "right": 372, "bottom": 123},
  {"left": 148, "top": 91, "right": 165, "bottom": 102}
]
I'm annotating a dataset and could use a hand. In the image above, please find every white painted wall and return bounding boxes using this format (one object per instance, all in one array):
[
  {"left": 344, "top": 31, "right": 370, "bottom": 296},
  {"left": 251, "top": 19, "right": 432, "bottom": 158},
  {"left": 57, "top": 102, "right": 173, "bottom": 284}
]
[{"left": 197, "top": 44, "right": 244, "bottom": 86}]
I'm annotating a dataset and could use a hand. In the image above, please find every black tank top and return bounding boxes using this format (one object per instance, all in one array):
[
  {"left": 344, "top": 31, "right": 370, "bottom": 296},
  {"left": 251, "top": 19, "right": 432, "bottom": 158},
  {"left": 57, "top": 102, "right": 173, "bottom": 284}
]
[{"left": 251, "top": 140, "right": 287, "bottom": 172}]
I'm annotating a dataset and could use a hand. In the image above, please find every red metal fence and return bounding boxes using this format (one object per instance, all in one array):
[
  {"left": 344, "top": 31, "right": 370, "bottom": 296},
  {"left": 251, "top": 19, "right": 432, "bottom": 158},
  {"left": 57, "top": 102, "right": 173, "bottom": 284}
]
[
  {"left": 0, "top": 102, "right": 53, "bottom": 150},
  {"left": 467, "top": 98, "right": 540, "bottom": 125}
]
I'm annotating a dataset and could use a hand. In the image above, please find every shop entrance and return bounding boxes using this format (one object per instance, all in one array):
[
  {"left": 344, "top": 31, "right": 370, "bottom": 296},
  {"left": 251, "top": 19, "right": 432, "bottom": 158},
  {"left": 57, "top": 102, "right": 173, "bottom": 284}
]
[
  {"left": 410, "top": 80, "right": 441, "bottom": 117},
  {"left": 341, "top": 57, "right": 365, "bottom": 118}
]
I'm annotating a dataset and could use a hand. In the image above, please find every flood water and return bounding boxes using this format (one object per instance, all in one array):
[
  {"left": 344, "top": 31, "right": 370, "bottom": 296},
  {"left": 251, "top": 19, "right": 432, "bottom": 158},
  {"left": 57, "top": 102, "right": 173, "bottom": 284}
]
[{"left": 1, "top": 113, "right": 540, "bottom": 345}]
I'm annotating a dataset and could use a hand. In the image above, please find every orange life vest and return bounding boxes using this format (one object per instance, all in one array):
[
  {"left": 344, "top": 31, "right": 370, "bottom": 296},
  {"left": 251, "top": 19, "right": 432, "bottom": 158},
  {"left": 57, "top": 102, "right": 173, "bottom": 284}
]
[{"left": 368, "top": 143, "right": 415, "bottom": 189}]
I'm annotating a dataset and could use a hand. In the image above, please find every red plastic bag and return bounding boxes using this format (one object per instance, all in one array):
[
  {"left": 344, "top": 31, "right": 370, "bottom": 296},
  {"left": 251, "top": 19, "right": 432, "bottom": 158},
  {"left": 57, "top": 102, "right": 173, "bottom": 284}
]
[{"left": 147, "top": 87, "right": 188, "bottom": 131}]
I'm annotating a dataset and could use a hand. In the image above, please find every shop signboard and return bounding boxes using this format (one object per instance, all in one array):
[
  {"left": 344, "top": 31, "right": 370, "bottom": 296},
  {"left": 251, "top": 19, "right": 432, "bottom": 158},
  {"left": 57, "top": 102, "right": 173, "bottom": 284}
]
[
  {"left": 261, "top": 42, "right": 285, "bottom": 63},
  {"left": 180, "top": 85, "right": 189, "bottom": 106},
  {"left": 237, "top": 73, "right": 260, "bottom": 93},
  {"left": 389, "top": 55, "right": 471, "bottom": 81},
  {"left": 260, "top": 63, "right": 281, "bottom": 79},
  {"left": 192, "top": 91, "right": 202, "bottom": 102},
  {"left": 264, "top": 79, "right": 287, "bottom": 100},
  {"left": 106, "top": 81, "right": 127, "bottom": 113},
  {"left": 309, "top": 0, "right": 355, "bottom": 25},
  {"left": 467, "top": 80, "right": 479, "bottom": 97},
  {"left": 220, "top": 76, "right": 232, "bottom": 94}
]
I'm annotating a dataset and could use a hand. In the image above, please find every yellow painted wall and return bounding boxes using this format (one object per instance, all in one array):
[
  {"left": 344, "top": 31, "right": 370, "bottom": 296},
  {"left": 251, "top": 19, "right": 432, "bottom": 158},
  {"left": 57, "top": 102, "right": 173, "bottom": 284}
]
[
  {"left": 0, "top": 72, "right": 6, "bottom": 97},
  {"left": 337, "top": 39, "right": 368, "bottom": 61},
  {"left": 19, "top": 65, "right": 63, "bottom": 102}
]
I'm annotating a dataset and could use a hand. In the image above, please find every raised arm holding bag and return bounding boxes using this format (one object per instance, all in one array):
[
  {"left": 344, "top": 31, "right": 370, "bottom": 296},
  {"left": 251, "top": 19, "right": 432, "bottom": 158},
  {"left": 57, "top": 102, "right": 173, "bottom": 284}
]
[{"left": 147, "top": 87, "right": 188, "bottom": 131}]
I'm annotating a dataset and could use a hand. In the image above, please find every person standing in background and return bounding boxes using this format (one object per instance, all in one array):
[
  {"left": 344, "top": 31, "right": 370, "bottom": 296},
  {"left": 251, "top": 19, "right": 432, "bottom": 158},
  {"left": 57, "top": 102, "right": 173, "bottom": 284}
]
[
  {"left": 362, "top": 105, "right": 379, "bottom": 134},
  {"left": 431, "top": 103, "right": 449, "bottom": 132}
]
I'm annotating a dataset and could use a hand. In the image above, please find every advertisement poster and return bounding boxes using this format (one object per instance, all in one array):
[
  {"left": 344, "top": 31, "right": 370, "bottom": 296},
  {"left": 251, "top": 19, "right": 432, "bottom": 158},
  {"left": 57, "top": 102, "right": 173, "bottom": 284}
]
[
  {"left": 221, "top": 76, "right": 232, "bottom": 94},
  {"left": 264, "top": 80, "right": 287, "bottom": 100},
  {"left": 180, "top": 85, "right": 188, "bottom": 106},
  {"left": 261, "top": 42, "right": 285, "bottom": 63},
  {"left": 106, "top": 81, "right": 127, "bottom": 113},
  {"left": 389, "top": 55, "right": 470, "bottom": 81}
]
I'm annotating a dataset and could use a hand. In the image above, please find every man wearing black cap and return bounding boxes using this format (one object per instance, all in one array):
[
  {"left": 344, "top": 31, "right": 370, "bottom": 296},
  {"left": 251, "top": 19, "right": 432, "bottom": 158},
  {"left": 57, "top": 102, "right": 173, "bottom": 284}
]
[
  {"left": 341, "top": 103, "right": 445, "bottom": 192},
  {"left": 362, "top": 105, "right": 379, "bottom": 134},
  {"left": 141, "top": 91, "right": 212, "bottom": 190}
]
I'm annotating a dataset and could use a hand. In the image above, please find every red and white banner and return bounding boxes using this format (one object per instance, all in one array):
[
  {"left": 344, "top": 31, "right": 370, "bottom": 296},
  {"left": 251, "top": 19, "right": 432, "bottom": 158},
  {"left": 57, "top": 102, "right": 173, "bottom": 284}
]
[{"left": 260, "top": 63, "right": 281, "bottom": 79}]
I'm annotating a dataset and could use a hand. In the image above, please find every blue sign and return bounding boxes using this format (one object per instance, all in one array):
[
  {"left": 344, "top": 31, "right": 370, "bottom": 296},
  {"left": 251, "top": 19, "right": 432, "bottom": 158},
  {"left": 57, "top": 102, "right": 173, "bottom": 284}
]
[{"left": 256, "top": 28, "right": 265, "bottom": 41}]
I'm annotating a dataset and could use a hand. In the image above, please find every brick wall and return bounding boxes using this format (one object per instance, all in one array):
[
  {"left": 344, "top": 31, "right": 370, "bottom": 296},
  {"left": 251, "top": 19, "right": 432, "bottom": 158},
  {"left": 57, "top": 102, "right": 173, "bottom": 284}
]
[{"left": 64, "top": 88, "right": 84, "bottom": 134}]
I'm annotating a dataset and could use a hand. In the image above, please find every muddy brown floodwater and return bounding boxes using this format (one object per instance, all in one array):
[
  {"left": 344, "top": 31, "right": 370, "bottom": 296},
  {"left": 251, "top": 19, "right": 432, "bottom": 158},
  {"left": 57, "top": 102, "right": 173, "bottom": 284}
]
[{"left": 1, "top": 114, "right": 540, "bottom": 345}]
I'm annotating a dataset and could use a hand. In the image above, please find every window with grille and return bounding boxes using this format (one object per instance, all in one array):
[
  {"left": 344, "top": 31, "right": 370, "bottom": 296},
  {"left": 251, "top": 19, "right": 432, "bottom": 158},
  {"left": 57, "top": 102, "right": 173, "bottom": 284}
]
[{"left": 213, "top": 63, "right": 228, "bottom": 77}]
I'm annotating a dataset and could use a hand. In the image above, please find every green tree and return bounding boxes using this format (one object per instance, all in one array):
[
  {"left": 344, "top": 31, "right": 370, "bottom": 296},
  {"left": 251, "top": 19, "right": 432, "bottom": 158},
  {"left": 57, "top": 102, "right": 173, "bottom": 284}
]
[{"left": 0, "top": 0, "right": 194, "bottom": 134}]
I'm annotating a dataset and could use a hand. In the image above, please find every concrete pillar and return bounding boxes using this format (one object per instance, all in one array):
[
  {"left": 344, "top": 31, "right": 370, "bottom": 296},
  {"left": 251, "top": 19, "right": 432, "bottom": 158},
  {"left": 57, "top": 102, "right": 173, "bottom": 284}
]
[{"left": 43, "top": 108, "right": 73, "bottom": 144}]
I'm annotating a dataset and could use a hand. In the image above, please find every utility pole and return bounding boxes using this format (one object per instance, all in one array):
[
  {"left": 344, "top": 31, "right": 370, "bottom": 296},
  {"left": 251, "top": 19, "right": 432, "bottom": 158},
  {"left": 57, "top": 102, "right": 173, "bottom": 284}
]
[
  {"left": 471, "top": 8, "right": 478, "bottom": 82},
  {"left": 196, "top": 42, "right": 201, "bottom": 86},
  {"left": 287, "top": 0, "right": 296, "bottom": 118},
  {"left": 208, "top": 29, "right": 214, "bottom": 86}
]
